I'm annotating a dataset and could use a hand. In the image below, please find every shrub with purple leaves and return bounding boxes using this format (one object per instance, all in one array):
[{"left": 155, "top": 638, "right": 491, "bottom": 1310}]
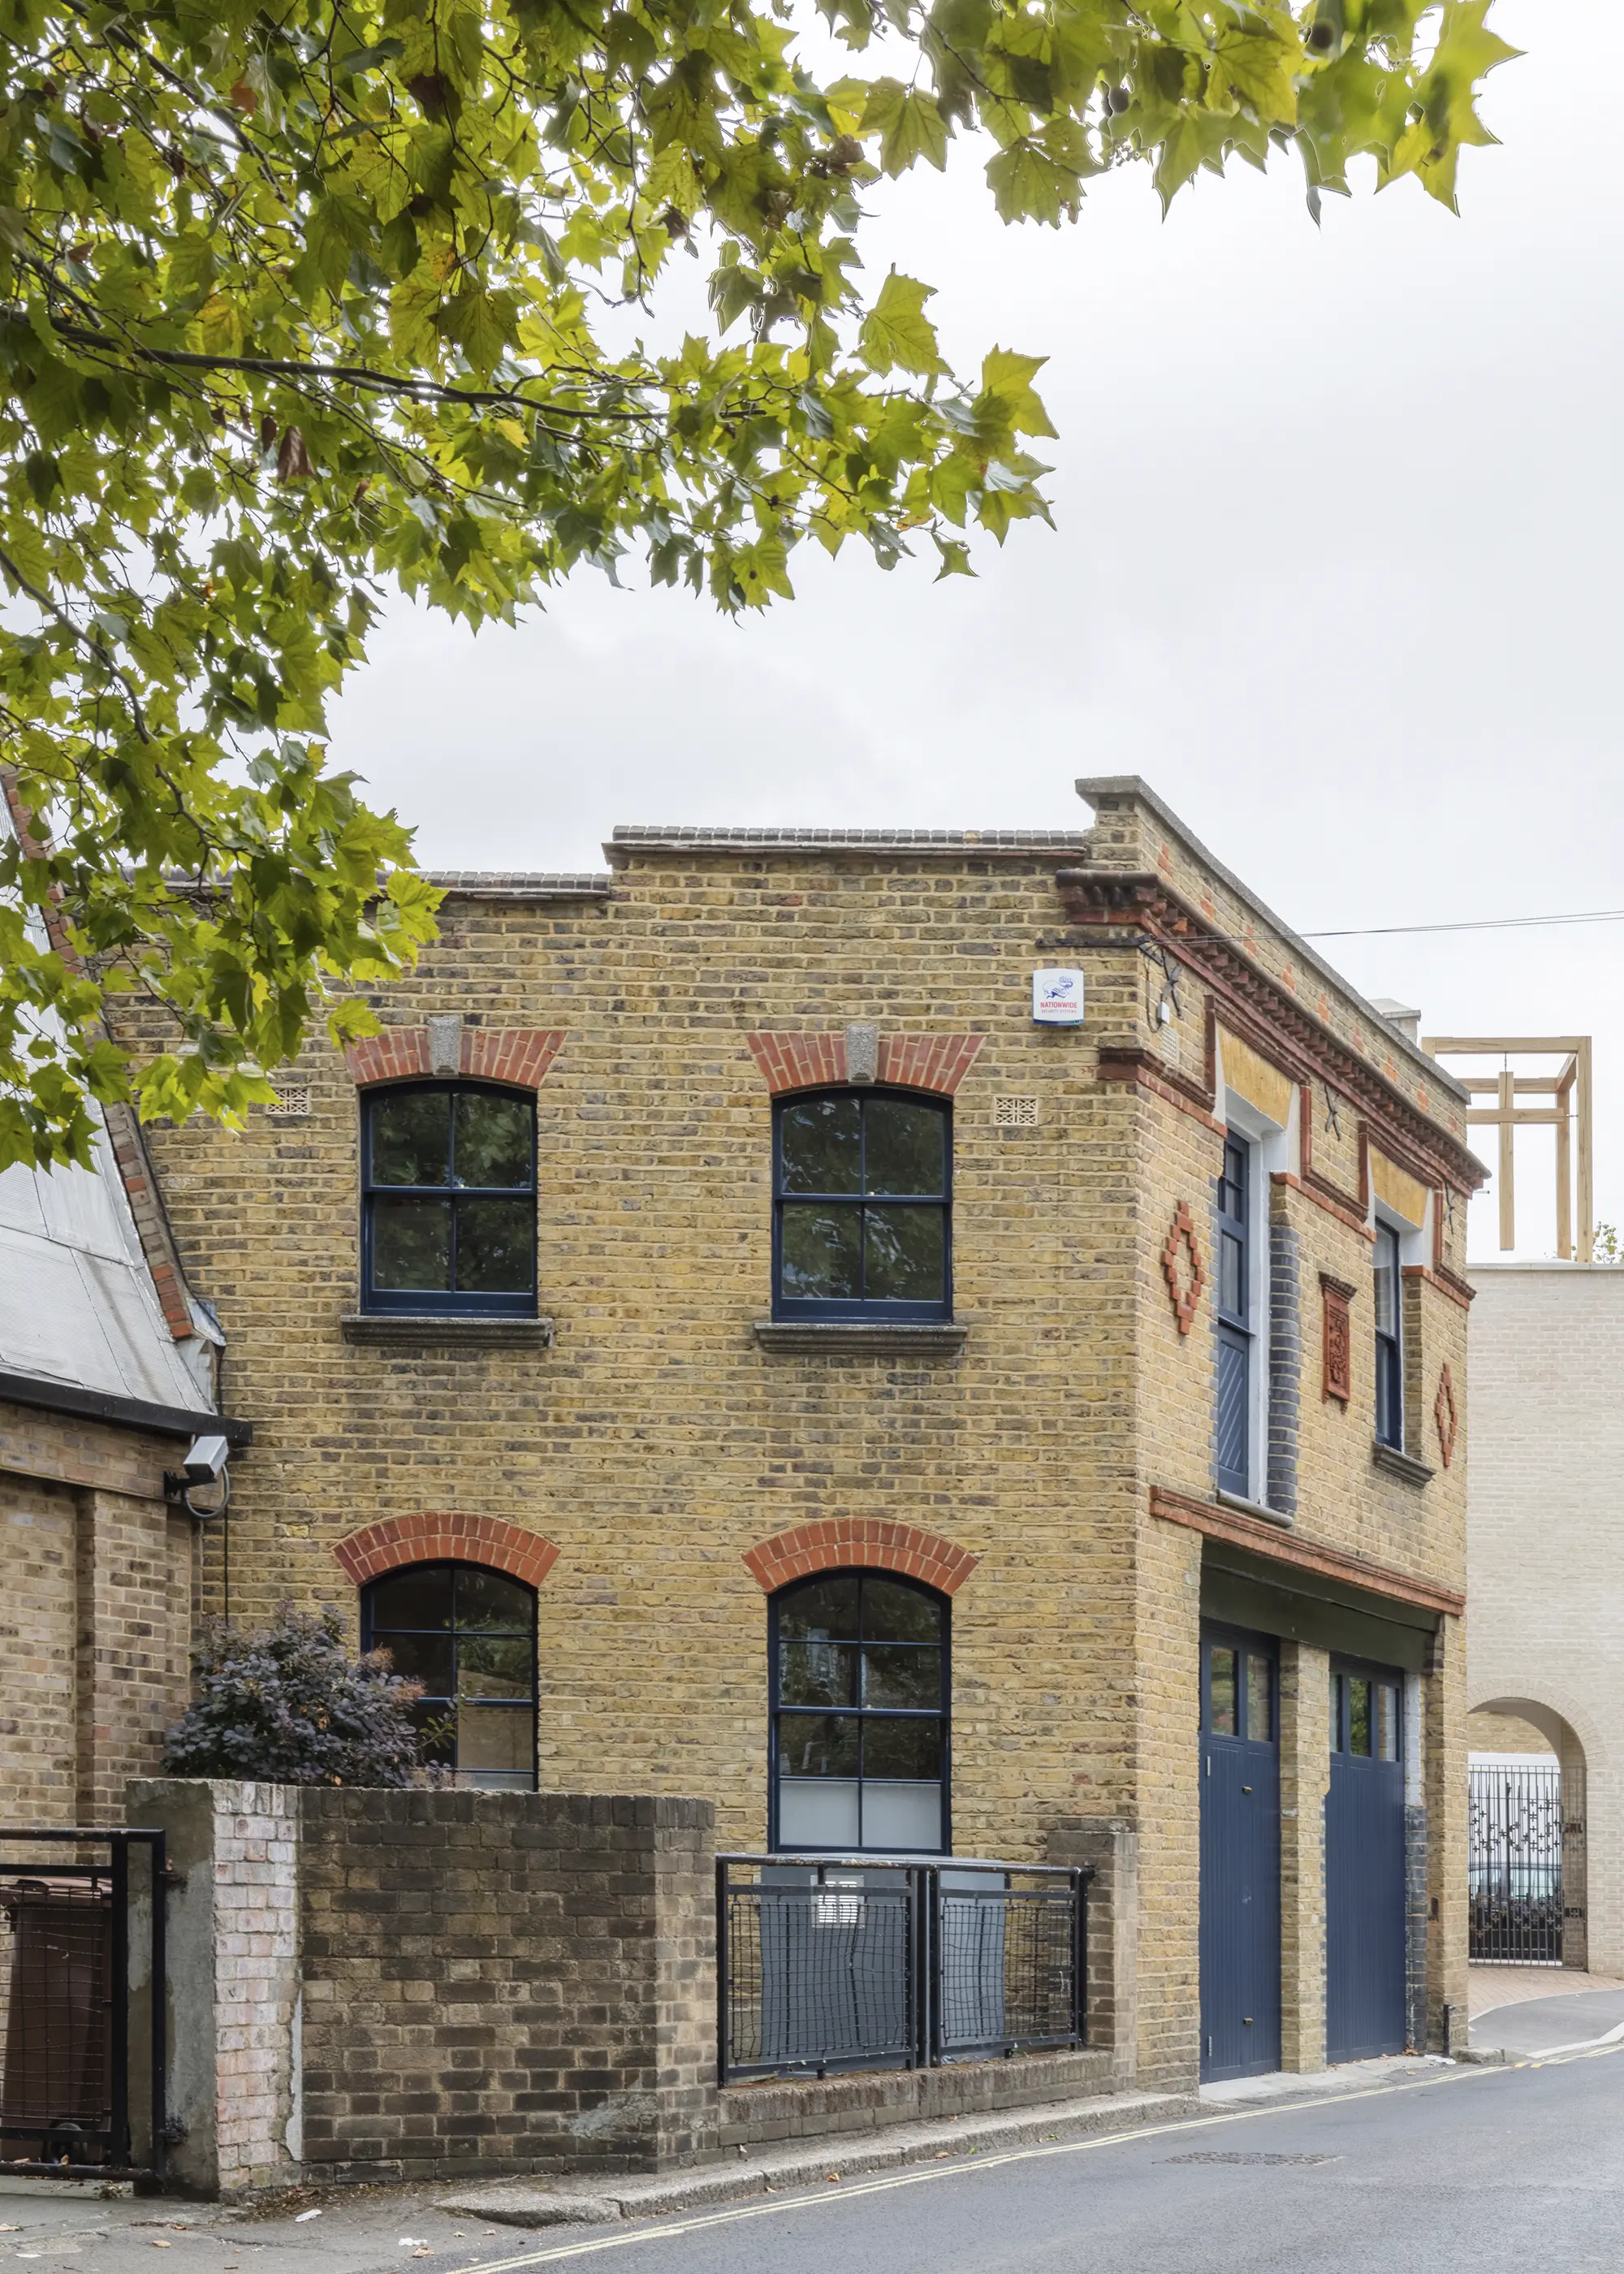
[{"left": 162, "top": 1603, "right": 425, "bottom": 1787}]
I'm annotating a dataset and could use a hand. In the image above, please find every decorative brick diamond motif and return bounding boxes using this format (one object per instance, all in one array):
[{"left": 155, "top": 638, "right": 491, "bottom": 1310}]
[
  {"left": 1435, "top": 1364, "right": 1459, "bottom": 1468},
  {"left": 1160, "top": 1201, "right": 1206, "bottom": 1336}
]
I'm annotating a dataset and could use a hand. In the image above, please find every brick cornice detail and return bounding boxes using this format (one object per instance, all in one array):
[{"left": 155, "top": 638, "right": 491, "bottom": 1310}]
[
  {"left": 746, "top": 1033, "right": 984, "bottom": 1097},
  {"left": 343, "top": 1027, "right": 565, "bottom": 1088},
  {"left": 1056, "top": 871, "right": 1483, "bottom": 1196},
  {"left": 743, "top": 1519, "right": 979, "bottom": 1597},
  {"left": 1149, "top": 1485, "right": 1464, "bottom": 1617},
  {"left": 334, "top": 1512, "right": 561, "bottom": 1589}
]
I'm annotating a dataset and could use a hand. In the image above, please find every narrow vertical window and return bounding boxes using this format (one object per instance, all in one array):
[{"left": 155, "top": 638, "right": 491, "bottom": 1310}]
[
  {"left": 1373, "top": 1221, "right": 1403, "bottom": 1447},
  {"left": 1215, "top": 1135, "right": 1251, "bottom": 1496}
]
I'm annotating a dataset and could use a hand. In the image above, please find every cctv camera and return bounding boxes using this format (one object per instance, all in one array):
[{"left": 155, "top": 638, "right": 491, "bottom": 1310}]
[{"left": 182, "top": 1433, "right": 231, "bottom": 1485}]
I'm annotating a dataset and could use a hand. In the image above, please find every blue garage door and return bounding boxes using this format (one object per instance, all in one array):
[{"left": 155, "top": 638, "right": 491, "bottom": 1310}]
[
  {"left": 1326, "top": 1663, "right": 1407, "bottom": 2063},
  {"left": 1199, "top": 1627, "right": 1281, "bottom": 2082}
]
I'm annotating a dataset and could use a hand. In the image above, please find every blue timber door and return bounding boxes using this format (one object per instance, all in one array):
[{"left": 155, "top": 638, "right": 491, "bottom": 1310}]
[
  {"left": 1326, "top": 1663, "right": 1408, "bottom": 2062},
  {"left": 1214, "top": 1139, "right": 1250, "bottom": 1497},
  {"left": 1199, "top": 1627, "right": 1281, "bottom": 2082}
]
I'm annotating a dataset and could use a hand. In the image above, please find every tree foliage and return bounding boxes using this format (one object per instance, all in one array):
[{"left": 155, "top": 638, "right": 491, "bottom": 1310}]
[
  {"left": 0, "top": 0, "right": 1516, "bottom": 1169},
  {"left": 162, "top": 1602, "right": 428, "bottom": 1784}
]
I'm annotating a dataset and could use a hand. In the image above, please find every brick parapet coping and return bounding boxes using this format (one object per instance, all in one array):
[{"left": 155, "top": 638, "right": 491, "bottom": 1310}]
[
  {"left": 334, "top": 1512, "right": 561, "bottom": 1589},
  {"left": 746, "top": 1033, "right": 984, "bottom": 1098},
  {"left": 743, "top": 1519, "right": 979, "bottom": 1597},
  {"left": 343, "top": 1027, "right": 565, "bottom": 1088}
]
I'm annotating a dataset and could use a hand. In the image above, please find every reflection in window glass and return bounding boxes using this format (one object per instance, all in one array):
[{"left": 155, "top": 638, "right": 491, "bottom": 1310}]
[
  {"left": 1376, "top": 1682, "right": 1400, "bottom": 1762},
  {"left": 1246, "top": 1653, "right": 1272, "bottom": 1743},
  {"left": 364, "top": 1561, "right": 537, "bottom": 1789},
  {"left": 363, "top": 1083, "right": 535, "bottom": 1315},
  {"left": 773, "top": 1571, "right": 946, "bottom": 1852},
  {"left": 773, "top": 1091, "right": 950, "bottom": 1320},
  {"left": 1209, "top": 1647, "right": 1237, "bottom": 1736},
  {"left": 1348, "top": 1676, "right": 1372, "bottom": 1757}
]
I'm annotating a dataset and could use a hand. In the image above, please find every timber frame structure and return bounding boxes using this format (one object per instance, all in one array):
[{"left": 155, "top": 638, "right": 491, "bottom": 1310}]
[{"left": 1422, "top": 1036, "right": 1593, "bottom": 1260}]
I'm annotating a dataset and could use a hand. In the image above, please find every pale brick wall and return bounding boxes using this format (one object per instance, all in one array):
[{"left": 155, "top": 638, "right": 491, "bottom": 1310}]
[
  {"left": 0, "top": 1475, "right": 78, "bottom": 1821},
  {"left": 1466, "top": 1264, "right": 1624, "bottom": 1972}
]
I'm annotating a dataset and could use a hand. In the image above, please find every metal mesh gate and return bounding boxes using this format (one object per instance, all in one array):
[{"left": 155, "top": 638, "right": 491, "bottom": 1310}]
[
  {"left": 0, "top": 1830, "right": 168, "bottom": 2177},
  {"left": 1468, "top": 1763, "right": 1564, "bottom": 1965}
]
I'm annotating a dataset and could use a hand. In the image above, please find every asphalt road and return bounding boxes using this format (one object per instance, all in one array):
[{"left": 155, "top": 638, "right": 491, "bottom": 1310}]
[
  {"left": 444, "top": 2048, "right": 1624, "bottom": 2274},
  {"left": 1472, "top": 1986, "right": 1624, "bottom": 2058},
  {"left": 15, "top": 2047, "right": 1624, "bottom": 2274}
]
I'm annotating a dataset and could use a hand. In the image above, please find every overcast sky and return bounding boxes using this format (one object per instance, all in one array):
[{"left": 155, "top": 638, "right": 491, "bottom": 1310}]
[{"left": 330, "top": 0, "right": 1618, "bottom": 1263}]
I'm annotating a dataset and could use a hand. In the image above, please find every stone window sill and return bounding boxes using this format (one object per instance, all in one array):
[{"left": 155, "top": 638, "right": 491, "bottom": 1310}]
[
  {"left": 1216, "top": 1489, "right": 1293, "bottom": 1531},
  {"left": 339, "top": 1313, "right": 554, "bottom": 1350},
  {"left": 752, "top": 1321, "right": 969, "bottom": 1357},
  {"left": 1372, "top": 1439, "right": 1434, "bottom": 1488}
]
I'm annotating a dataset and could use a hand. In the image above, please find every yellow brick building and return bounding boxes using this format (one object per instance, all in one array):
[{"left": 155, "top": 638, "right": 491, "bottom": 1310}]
[{"left": 128, "top": 776, "right": 1480, "bottom": 2092}]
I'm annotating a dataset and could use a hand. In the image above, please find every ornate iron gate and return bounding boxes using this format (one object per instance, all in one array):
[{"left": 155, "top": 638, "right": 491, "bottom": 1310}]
[{"left": 1469, "top": 1763, "right": 1565, "bottom": 1965}]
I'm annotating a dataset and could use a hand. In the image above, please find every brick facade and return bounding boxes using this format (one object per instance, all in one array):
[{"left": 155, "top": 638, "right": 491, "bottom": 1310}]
[
  {"left": 114, "top": 777, "right": 1477, "bottom": 2098},
  {"left": 2, "top": 1400, "right": 197, "bottom": 1822}
]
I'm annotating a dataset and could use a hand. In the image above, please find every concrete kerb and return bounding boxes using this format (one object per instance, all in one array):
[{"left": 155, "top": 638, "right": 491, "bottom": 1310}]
[{"left": 437, "top": 2088, "right": 1195, "bottom": 2229}]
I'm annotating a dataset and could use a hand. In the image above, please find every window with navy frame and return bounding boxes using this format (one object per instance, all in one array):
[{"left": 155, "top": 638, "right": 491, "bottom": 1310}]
[
  {"left": 361, "top": 1082, "right": 536, "bottom": 1315},
  {"left": 771, "top": 1090, "right": 951, "bottom": 1321},
  {"left": 1373, "top": 1220, "right": 1404, "bottom": 1448},
  {"left": 770, "top": 1571, "right": 949, "bottom": 1852},
  {"left": 1215, "top": 1133, "right": 1252, "bottom": 1497},
  {"left": 361, "top": 1560, "right": 538, "bottom": 1788}
]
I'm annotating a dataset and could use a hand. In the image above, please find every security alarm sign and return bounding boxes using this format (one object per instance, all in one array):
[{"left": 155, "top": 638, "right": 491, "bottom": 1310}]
[{"left": 1032, "top": 968, "right": 1086, "bottom": 1026}]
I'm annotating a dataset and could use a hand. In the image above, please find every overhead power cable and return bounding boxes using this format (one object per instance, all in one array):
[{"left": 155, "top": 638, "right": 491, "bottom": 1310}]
[{"left": 1300, "top": 908, "right": 1624, "bottom": 941}]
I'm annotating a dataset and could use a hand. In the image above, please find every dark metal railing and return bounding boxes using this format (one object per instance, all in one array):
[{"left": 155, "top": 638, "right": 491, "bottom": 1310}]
[
  {"left": 717, "top": 1854, "right": 1090, "bottom": 2084},
  {"left": 1468, "top": 1764, "right": 1566, "bottom": 1965},
  {"left": 0, "top": 1829, "right": 169, "bottom": 2179}
]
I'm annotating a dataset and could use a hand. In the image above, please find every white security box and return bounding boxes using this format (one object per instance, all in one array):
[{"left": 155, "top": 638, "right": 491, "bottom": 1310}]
[{"left": 1031, "top": 968, "right": 1086, "bottom": 1026}]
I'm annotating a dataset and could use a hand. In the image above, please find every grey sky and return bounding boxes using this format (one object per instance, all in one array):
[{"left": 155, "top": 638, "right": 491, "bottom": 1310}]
[{"left": 330, "top": 0, "right": 1617, "bottom": 1260}]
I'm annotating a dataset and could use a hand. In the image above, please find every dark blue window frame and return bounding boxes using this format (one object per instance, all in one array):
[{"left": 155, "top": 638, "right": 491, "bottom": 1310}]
[
  {"left": 361, "top": 1559, "right": 539, "bottom": 1789},
  {"left": 768, "top": 1571, "right": 952, "bottom": 1855},
  {"left": 1373, "top": 1221, "right": 1404, "bottom": 1448},
  {"left": 1215, "top": 1134, "right": 1251, "bottom": 1498},
  {"left": 361, "top": 1079, "right": 538, "bottom": 1316},
  {"left": 771, "top": 1088, "right": 952, "bottom": 1322}
]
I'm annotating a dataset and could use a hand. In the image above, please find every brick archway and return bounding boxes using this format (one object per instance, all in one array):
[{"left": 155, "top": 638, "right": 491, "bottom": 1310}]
[
  {"left": 334, "top": 1513, "right": 560, "bottom": 1590},
  {"left": 742, "top": 1520, "right": 978, "bottom": 1597}
]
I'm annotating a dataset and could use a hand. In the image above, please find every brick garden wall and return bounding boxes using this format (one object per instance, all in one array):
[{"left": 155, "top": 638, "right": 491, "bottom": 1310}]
[{"left": 298, "top": 1790, "right": 716, "bottom": 2180}]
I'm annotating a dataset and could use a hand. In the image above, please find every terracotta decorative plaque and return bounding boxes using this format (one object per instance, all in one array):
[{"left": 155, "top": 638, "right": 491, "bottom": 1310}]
[
  {"left": 1320, "top": 1273, "right": 1355, "bottom": 1404},
  {"left": 1161, "top": 1202, "right": 1206, "bottom": 1336}
]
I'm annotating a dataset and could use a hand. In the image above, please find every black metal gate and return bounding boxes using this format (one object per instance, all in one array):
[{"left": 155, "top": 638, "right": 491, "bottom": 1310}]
[
  {"left": 1469, "top": 1763, "right": 1563, "bottom": 1965},
  {"left": 0, "top": 1829, "right": 169, "bottom": 2178}
]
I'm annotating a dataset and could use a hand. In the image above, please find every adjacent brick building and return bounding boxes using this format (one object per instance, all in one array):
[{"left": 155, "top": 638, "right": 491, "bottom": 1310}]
[{"left": 118, "top": 776, "right": 1481, "bottom": 2100}]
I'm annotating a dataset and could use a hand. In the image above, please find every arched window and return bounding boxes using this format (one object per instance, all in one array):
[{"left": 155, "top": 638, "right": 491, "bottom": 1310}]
[
  {"left": 770, "top": 1571, "right": 948, "bottom": 1852},
  {"left": 361, "top": 1562, "right": 538, "bottom": 1788},
  {"left": 361, "top": 1082, "right": 536, "bottom": 1315},
  {"left": 771, "top": 1090, "right": 951, "bottom": 1321}
]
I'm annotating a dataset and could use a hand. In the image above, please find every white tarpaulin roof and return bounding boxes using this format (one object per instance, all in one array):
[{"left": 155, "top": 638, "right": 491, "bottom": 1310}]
[{"left": 0, "top": 1114, "right": 210, "bottom": 1411}]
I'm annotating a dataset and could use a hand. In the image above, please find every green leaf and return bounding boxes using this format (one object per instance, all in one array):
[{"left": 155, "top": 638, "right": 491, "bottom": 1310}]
[{"left": 858, "top": 270, "right": 948, "bottom": 377}]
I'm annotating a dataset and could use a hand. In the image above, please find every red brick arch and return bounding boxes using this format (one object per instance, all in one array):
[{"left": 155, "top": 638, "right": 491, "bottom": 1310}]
[
  {"left": 746, "top": 1033, "right": 983, "bottom": 1097},
  {"left": 343, "top": 1027, "right": 564, "bottom": 1088},
  {"left": 334, "top": 1513, "right": 560, "bottom": 1590},
  {"left": 743, "top": 1520, "right": 978, "bottom": 1598}
]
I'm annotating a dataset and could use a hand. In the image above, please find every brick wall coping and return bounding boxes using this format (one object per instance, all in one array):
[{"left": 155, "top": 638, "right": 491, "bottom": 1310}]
[
  {"left": 425, "top": 871, "right": 612, "bottom": 898},
  {"left": 334, "top": 1512, "right": 561, "bottom": 1589},
  {"left": 747, "top": 1032, "right": 984, "bottom": 1098},
  {"left": 1150, "top": 1485, "right": 1465, "bottom": 1618},
  {"left": 743, "top": 1519, "right": 978, "bottom": 1597},
  {"left": 343, "top": 1027, "right": 564, "bottom": 1089},
  {"left": 610, "top": 826, "right": 1091, "bottom": 853}
]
